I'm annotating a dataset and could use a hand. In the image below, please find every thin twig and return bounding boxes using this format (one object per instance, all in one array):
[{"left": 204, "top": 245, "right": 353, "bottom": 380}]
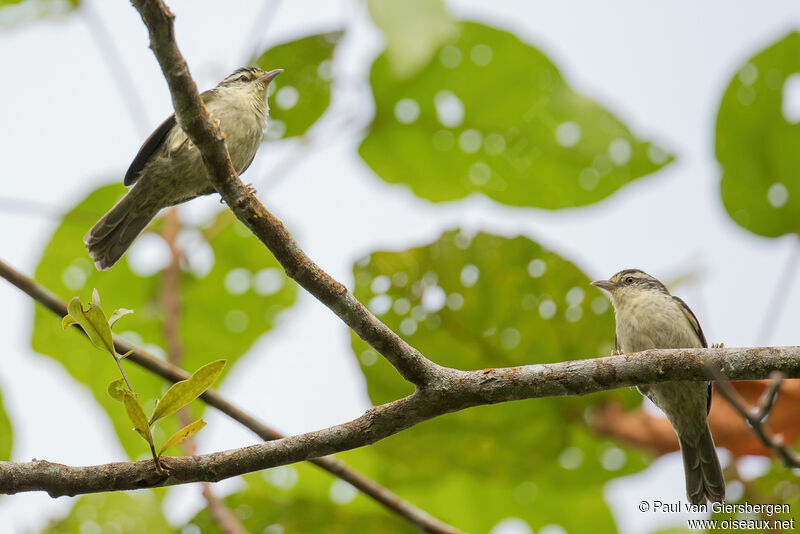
[
  {"left": 0, "top": 258, "right": 460, "bottom": 533},
  {"left": 237, "top": 0, "right": 282, "bottom": 63},
  {"left": 758, "top": 235, "right": 800, "bottom": 344},
  {"left": 707, "top": 365, "right": 800, "bottom": 468},
  {"left": 81, "top": 0, "right": 151, "bottom": 136},
  {"left": 159, "top": 207, "right": 247, "bottom": 534}
]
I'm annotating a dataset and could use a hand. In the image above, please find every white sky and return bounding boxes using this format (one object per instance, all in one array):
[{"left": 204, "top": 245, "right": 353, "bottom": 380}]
[{"left": 0, "top": 0, "right": 799, "bottom": 532}]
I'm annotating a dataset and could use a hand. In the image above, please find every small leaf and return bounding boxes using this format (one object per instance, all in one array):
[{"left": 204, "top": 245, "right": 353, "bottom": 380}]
[
  {"left": 158, "top": 419, "right": 206, "bottom": 456},
  {"left": 121, "top": 390, "right": 153, "bottom": 446},
  {"left": 61, "top": 314, "right": 77, "bottom": 330},
  {"left": 66, "top": 296, "right": 115, "bottom": 357},
  {"left": 108, "top": 308, "right": 134, "bottom": 329},
  {"left": 92, "top": 288, "right": 101, "bottom": 308},
  {"left": 150, "top": 360, "right": 226, "bottom": 425},
  {"left": 108, "top": 378, "right": 128, "bottom": 402},
  {"left": 120, "top": 349, "right": 135, "bottom": 359}
]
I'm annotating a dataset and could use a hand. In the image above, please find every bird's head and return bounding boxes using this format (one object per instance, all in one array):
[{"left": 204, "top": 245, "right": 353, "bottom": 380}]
[
  {"left": 218, "top": 67, "right": 283, "bottom": 89},
  {"left": 591, "top": 269, "right": 669, "bottom": 305},
  {"left": 214, "top": 67, "right": 283, "bottom": 110}
]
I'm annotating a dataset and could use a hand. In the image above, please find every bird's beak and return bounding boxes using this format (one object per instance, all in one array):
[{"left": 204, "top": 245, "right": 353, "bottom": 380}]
[
  {"left": 258, "top": 69, "right": 283, "bottom": 84},
  {"left": 591, "top": 279, "right": 616, "bottom": 291}
]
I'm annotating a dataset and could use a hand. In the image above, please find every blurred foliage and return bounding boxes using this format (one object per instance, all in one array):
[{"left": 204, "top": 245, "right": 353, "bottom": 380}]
[
  {"left": 717, "top": 31, "right": 800, "bottom": 237},
  {"left": 42, "top": 492, "right": 174, "bottom": 534},
  {"left": 0, "top": 387, "right": 11, "bottom": 461},
  {"left": 188, "top": 465, "right": 417, "bottom": 533},
  {"left": 367, "top": 0, "right": 457, "bottom": 79},
  {"left": 12, "top": 3, "right": 800, "bottom": 533},
  {"left": 360, "top": 20, "right": 673, "bottom": 209},
  {"left": 253, "top": 30, "right": 343, "bottom": 140},
  {"left": 31, "top": 183, "right": 296, "bottom": 458},
  {"left": 347, "top": 230, "right": 647, "bottom": 533},
  {"left": 0, "top": 0, "right": 77, "bottom": 27}
]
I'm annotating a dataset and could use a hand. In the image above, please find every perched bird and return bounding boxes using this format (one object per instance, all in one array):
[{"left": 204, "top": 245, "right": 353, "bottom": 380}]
[
  {"left": 591, "top": 269, "right": 725, "bottom": 504},
  {"left": 84, "top": 67, "right": 282, "bottom": 270}
]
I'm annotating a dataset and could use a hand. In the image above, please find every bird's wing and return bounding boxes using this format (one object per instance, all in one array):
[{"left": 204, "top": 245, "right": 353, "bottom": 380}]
[
  {"left": 672, "top": 296, "right": 707, "bottom": 348},
  {"left": 123, "top": 114, "right": 177, "bottom": 186},
  {"left": 672, "top": 295, "right": 712, "bottom": 414}
]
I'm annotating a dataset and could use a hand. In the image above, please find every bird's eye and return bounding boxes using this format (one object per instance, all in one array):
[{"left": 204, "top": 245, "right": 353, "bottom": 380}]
[
  {"left": 625, "top": 277, "right": 634, "bottom": 284},
  {"left": 237, "top": 75, "right": 248, "bottom": 82}
]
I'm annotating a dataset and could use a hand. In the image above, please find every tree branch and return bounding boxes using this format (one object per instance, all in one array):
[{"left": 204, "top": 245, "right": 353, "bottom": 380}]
[
  {"left": 0, "top": 258, "right": 460, "bottom": 534},
  {"left": 127, "top": 0, "right": 441, "bottom": 387},
  {"left": 0, "top": 312, "right": 798, "bottom": 497},
  {"left": 709, "top": 367, "right": 800, "bottom": 468}
]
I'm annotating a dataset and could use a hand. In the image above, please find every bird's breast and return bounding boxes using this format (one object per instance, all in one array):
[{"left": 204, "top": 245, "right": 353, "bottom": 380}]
[{"left": 614, "top": 293, "right": 702, "bottom": 352}]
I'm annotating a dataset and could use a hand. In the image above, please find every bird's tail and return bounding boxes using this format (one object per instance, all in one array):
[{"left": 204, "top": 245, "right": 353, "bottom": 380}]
[
  {"left": 680, "top": 426, "right": 726, "bottom": 504},
  {"left": 83, "top": 187, "right": 158, "bottom": 270}
]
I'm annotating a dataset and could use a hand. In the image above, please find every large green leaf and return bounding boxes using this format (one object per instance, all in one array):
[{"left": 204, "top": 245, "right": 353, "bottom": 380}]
[
  {"left": 31, "top": 183, "right": 296, "bottom": 458},
  {"left": 253, "top": 30, "right": 343, "bottom": 139},
  {"left": 348, "top": 230, "right": 647, "bottom": 533},
  {"left": 187, "top": 465, "right": 416, "bottom": 533},
  {"left": 716, "top": 31, "right": 800, "bottom": 237},
  {"left": 41, "top": 492, "right": 175, "bottom": 534},
  {"left": 360, "top": 21, "right": 672, "bottom": 209}
]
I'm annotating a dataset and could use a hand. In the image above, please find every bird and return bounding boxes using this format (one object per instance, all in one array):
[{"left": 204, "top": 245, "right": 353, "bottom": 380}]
[
  {"left": 84, "top": 66, "right": 282, "bottom": 270},
  {"left": 591, "top": 269, "right": 725, "bottom": 504}
]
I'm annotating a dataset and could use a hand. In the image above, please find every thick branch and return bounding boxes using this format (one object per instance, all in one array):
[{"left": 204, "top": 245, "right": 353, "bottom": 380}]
[
  {"left": 128, "top": 0, "right": 439, "bottom": 386},
  {"left": 0, "top": 259, "right": 459, "bottom": 534},
  {"left": 0, "top": 342, "right": 798, "bottom": 495}
]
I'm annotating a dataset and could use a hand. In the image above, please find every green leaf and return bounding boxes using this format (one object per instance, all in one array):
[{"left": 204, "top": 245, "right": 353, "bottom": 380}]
[
  {"left": 252, "top": 30, "right": 343, "bottom": 139},
  {"left": 66, "top": 295, "right": 115, "bottom": 357},
  {"left": 0, "top": 386, "right": 12, "bottom": 462},
  {"left": 107, "top": 378, "right": 128, "bottom": 402},
  {"left": 61, "top": 314, "right": 76, "bottom": 330},
  {"left": 360, "top": 21, "right": 672, "bottom": 209},
  {"left": 158, "top": 419, "right": 206, "bottom": 456},
  {"left": 348, "top": 229, "right": 646, "bottom": 533},
  {"left": 108, "top": 307, "right": 134, "bottom": 329},
  {"left": 716, "top": 31, "right": 800, "bottom": 237},
  {"left": 40, "top": 492, "right": 175, "bottom": 534},
  {"left": 187, "top": 467, "right": 417, "bottom": 533},
  {"left": 0, "top": 0, "right": 79, "bottom": 29},
  {"left": 31, "top": 184, "right": 297, "bottom": 458},
  {"left": 367, "top": 0, "right": 457, "bottom": 79},
  {"left": 121, "top": 390, "right": 153, "bottom": 446},
  {"left": 150, "top": 360, "right": 225, "bottom": 425}
]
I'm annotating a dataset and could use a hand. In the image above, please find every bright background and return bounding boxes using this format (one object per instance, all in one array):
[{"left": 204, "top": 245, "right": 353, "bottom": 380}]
[{"left": 0, "top": 1, "right": 798, "bottom": 532}]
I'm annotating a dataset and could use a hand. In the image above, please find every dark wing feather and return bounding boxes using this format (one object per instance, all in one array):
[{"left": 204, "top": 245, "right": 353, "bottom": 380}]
[
  {"left": 124, "top": 114, "right": 177, "bottom": 186},
  {"left": 672, "top": 296, "right": 707, "bottom": 348},
  {"left": 672, "top": 295, "right": 712, "bottom": 413}
]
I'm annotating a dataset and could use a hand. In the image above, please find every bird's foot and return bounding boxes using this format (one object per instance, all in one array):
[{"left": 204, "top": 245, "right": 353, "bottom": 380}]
[
  {"left": 610, "top": 349, "right": 624, "bottom": 356},
  {"left": 711, "top": 342, "right": 725, "bottom": 349},
  {"left": 245, "top": 183, "right": 257, "bottom": 195}
]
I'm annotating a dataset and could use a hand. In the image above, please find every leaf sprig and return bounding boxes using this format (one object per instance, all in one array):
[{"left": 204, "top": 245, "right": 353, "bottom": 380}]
[{"left": 64, "top": 290, "right": 225, "bottom": 468}]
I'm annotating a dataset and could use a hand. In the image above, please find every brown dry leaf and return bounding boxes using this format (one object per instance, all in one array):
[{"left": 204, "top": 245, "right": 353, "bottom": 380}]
[{"left": 591, "top": 379, "right": 800, "bottom": 458}]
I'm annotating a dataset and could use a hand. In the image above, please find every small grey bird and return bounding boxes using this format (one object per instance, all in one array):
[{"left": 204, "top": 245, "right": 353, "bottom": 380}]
[
  {"left": 591, "top": 269, "right": 725, "bottom": 504},
  {"left": 84, "top": 67, "right": 282, "bottom": 270}
]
